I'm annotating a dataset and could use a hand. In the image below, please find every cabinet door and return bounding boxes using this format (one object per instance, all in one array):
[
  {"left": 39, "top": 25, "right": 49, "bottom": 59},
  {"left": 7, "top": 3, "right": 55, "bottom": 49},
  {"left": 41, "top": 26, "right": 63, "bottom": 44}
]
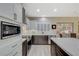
[
  {"left": 51, "top": 40, "right": 69, "bottom": 56},
  {"left": 6, "top": 44, "right": 22, "bottom": 56},
  {"left": 22, "top": 7, "right": 26, "bottom": 24},
  {"left": 51, "top": 40, "right": 62, "bottom": 56},
  {"left": 7, "top": 49, "right": 18, "bottom": 56},
  {"left": 0, "top": 3, "right": 15, "bottom": 19},
  {"left": 55, "top": 46, "right": 69, "bottom": 56},
  {"left": 51, "top": 40, "right": 56, "bottom": 56},
  {"left": 32, "top": 35, "right": 48, "bottom": 45},
  {"left": 22, "top": 40, "right": 27, "bottom": 56},
  {"left": 0, "top": 39, "right": 21, "bottom": 56},
  {"left": 14, "top": 4, "right": 22, "bottom": 23}
]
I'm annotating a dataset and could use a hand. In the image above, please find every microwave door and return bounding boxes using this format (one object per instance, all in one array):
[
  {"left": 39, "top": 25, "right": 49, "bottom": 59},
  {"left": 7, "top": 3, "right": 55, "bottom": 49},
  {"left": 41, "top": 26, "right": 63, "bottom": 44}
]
[{"left": 1, "top": 21, "right": 21, "bottom": 39}]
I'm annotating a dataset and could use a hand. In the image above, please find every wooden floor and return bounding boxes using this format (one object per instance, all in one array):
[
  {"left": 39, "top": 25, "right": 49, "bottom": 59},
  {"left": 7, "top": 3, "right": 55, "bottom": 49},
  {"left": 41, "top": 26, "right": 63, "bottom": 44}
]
[{"left": 27, "top": 45, "right": 51, "bottom": 56}]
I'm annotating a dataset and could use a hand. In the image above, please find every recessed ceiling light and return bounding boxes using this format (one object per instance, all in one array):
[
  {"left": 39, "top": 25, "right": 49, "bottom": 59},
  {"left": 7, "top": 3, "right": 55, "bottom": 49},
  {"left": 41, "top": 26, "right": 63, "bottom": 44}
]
[
  {"left": 53, "top": 8, "right": 57, "bottom": 12},
  {"left": 37, "top": 9, "right": 40, "bottom": 12}
]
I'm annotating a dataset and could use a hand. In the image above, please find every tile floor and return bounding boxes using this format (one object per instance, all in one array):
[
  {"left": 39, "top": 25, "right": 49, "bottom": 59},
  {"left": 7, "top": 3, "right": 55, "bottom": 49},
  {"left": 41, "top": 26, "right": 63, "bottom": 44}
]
[{"left": 27, "top": 45, "right": 51, "bottom": 56}]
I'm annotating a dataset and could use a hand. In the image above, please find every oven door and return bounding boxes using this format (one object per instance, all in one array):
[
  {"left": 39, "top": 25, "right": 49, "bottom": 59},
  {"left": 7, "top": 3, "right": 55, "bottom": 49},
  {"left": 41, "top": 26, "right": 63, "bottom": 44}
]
[{"left": 1, "top": 21, "right": 20, "bottom": 39}]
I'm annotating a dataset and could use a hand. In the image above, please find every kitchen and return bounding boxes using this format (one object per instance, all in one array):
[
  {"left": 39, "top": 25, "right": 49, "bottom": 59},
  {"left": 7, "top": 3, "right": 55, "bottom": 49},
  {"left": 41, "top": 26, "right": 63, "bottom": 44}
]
[{"left": 0, "top": 3, "right": 79, "bottom": 56}]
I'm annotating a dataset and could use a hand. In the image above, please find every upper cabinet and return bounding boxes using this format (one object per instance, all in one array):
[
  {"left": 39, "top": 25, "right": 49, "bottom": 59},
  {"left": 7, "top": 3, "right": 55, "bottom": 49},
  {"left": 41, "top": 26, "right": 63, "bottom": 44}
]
[
  {"left": 0, "top": 3, "right": 24, "bottom": 23},
  {"left": 22, "top": 7, "right": 26, "bottom": 24},
  {"left": 14, "top": 4, "right": 23, "bottom": 23},
  {"left": 0, "top": 3, "right": 27, "bottom": 24},
  {"left": 0, "top": 3, "right": 15, "bottom": 19}
]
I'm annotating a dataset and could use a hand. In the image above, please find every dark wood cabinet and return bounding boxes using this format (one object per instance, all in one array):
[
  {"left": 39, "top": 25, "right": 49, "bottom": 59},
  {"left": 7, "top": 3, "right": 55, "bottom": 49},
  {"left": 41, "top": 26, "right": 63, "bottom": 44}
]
[
  {"left": 51, "top": 40, "right": 69, "bottom": 56},
  {"left": 55, "top": 44, "right": 69, "bottom": 56},
  {"left": 70, "top": 33, "right": 76, "bottom": 38},
  {"left": 22, "top": 40, "right": 27, "bottom": 56},
  {"left": 27, "top": 40, "right": 32, "bottom": 51},
  {"left": 51, "top": 40, "right": 56, "bottom": 56},
  {"left": 32, "top": 35, "right": 48, "bottom": 45}
]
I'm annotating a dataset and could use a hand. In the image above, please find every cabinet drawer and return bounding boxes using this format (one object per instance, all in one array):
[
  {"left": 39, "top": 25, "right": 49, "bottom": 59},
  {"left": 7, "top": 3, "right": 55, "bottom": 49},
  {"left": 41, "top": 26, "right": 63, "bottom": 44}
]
[
  {"left": 16, "top": 44, "right": 22, "bottom": 56},
  {"left": 7, "top": 48, "right": 18, "bottom": 56},
  {"left": 6, "top": 44, "right": 22, "bottom": 56},
  {"left": 0, "top": 40, "right": 20, "bottom": 56}
]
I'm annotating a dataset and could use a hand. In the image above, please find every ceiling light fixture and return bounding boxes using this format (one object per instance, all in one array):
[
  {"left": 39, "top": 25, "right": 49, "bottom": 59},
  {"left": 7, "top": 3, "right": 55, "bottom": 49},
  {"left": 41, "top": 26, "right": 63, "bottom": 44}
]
[
  {"left": 53, "top": 8, "right": 57, "bottom": 12},
  {"left": 36, "top": 9, "right": 40, "bottom": 12}
]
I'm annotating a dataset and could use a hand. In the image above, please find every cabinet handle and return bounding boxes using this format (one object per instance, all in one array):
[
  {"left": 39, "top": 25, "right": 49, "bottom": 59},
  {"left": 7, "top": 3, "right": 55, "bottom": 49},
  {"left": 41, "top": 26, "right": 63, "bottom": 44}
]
[{"left": 12, "top": 44, "right": 17, "bottom": 48}]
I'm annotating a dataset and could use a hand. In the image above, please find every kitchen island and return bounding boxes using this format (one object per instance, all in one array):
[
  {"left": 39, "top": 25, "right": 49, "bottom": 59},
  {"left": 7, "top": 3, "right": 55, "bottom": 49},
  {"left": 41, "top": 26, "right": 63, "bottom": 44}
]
[{"left": 51, "top": 38, "right": 79, "bottom": 56}]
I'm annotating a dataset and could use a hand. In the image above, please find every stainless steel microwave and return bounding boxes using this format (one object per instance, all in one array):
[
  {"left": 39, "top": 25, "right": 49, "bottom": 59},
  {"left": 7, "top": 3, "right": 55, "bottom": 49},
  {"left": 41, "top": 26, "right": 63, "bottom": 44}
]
[{"left": 0, "top": 21, "right": 21, "bottom": 39}]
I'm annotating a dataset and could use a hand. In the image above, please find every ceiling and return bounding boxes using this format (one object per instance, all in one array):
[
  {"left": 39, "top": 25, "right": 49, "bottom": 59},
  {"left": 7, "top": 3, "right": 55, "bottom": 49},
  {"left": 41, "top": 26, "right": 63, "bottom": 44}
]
[{"left": 23, "top": 3, "right": 79, "bottom": 17}]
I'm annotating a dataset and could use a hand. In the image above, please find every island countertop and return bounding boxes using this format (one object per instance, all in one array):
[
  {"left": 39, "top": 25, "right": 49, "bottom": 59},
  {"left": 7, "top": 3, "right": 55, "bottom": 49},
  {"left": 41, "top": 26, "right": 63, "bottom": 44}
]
[{"left": 51, "top": 38, "right": 79, "bottom": 56}]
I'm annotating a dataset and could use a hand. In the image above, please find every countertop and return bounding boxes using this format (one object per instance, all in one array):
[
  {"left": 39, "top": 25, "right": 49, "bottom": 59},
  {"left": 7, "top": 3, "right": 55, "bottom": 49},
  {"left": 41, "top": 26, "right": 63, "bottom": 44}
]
[
  {"left": 25, "top": 30, "right": 58, "bottom": 35},
  {"left": 51, "top": 37, "right": 79, "bottom": 56},
  {"left": 22, "top": 35, "right": 32, "bottom": 42}
]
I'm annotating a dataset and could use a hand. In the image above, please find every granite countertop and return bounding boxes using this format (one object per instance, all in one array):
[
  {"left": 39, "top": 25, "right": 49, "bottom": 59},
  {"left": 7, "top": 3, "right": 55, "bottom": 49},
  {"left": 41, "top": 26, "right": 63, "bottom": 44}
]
[{"left": 51, "top": 37, "right": 79, "bottom": 56}]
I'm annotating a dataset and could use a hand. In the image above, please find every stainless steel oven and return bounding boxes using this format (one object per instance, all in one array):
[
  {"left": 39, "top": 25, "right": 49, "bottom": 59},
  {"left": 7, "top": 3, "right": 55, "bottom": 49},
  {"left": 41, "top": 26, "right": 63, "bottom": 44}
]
[{"left": 0, "top": 21, "right": 21, "bottom": 39}]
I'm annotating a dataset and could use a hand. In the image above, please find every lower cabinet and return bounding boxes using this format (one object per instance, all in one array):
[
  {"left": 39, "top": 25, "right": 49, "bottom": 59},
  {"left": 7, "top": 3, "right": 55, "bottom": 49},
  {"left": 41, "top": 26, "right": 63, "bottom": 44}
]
[
  {"left": 32, "top": 35, "right": 48, "bottom": 45},
  {"left": 22, "top": 40, "right": 27, "bottom": 56},
  {"left": 7, "top": 48, "right": 18, "bottom": 56},
  {"left": 51, "top": 40, "right": 69, "bottom": 56},
  {"left": 27, "top": 40, "right": 32, "bottom": 51},
  {"left": 0, "top": 40, "right": 22, "bottom": 56},
  {"left": 51, "top": 40, "right": 56, "bottom": 56},
  {"left": 55, "top": 45, "right": 69, "bottom": 56}
]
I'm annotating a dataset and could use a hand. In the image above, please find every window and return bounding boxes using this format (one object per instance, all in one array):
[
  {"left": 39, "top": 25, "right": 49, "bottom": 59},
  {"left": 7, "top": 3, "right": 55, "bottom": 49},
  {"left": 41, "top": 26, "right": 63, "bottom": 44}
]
[
  {"left": 57, "top": 22, "right": 73, "bottom": 34},
  {"left": 28, "top": 21, "right": 51, "bottom": 32}
]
